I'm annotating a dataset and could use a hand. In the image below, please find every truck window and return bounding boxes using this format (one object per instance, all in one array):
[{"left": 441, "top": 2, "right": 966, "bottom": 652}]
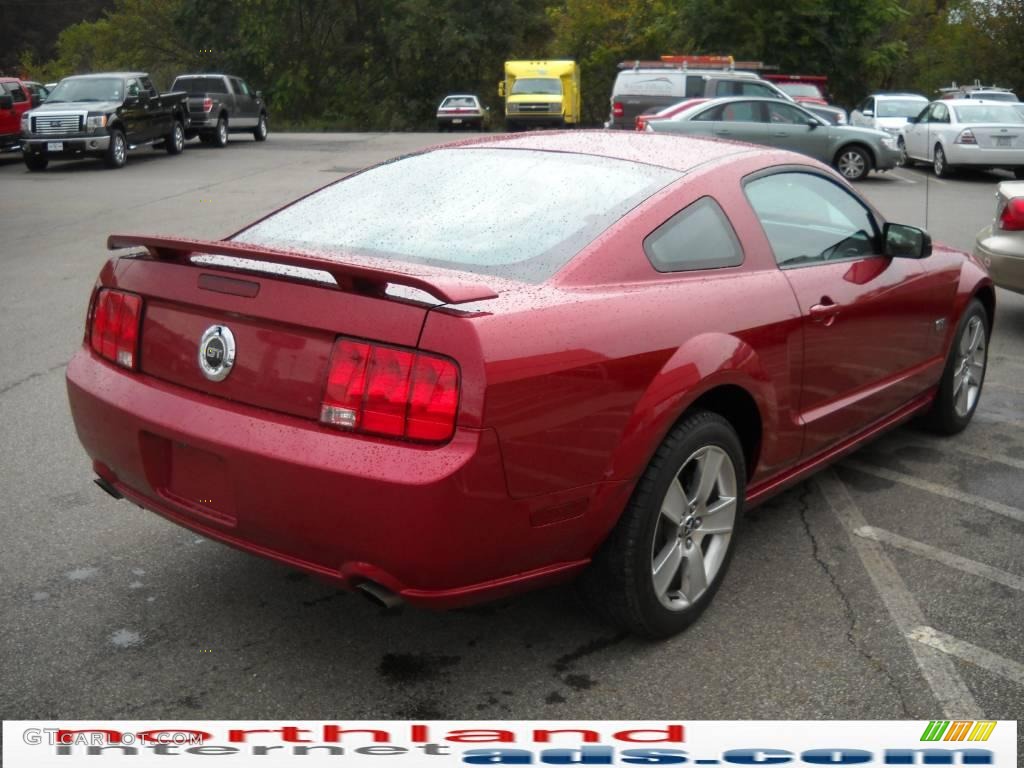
[
  {"left": 233, "top": 79, "right": 251, "bottom": 96},
  {"left": 173, "top": 76, "right": 229, "bottom": 95},
  {"left": 141, "top": 77, "right": 158, "bottom": 98},
  {"left": 510, "top": 78, "right": 561, "bottom": 96},
  {"left": 126, "top": 79, "right": 141, "bottom": 98},
  {"left": 3, "top": 83, "right": 27, "bottom": 102}
]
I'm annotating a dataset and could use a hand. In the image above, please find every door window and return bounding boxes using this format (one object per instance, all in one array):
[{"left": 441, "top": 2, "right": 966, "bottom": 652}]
[
  {"left": 744, "top": 172, "right": 880, "bottom": 268},
  {"left": 644, "top": 197, "right": 744, "bottom": 272},
  {"left": 766, "top": 102, "right": 813, "bottom": 124},
  {"left": 698, "top": 101, "right": 765, "bottom": 123},
  {"left": 126, "top": 79, "right": 141, "bottom": 98}
]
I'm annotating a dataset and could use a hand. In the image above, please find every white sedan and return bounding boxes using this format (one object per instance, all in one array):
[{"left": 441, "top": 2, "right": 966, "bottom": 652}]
[{"left": 899, "top": 99, "right": 1024, "bottom": 178}]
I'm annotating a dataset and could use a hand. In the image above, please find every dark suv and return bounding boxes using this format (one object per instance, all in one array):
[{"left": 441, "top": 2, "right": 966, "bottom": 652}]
[{"left": 607, "top": 66, "right": 786, "bottom": 129}]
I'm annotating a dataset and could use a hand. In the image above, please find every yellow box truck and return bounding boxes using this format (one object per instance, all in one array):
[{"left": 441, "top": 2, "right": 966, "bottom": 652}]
[{"left": 498, "top": 60, "right": 581, "bottom": 130}]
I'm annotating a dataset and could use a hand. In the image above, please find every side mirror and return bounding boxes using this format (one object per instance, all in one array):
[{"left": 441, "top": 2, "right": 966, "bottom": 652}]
[
  {"left": 884, "top": 223, "right": 932, "bottom": 259},
  {"left": 906, "top": 116, "right": 918, "bottom": 124},
  {"left": 497, "top": 81, "right": 505, "bottom": 98},
  {"left": 31, "top": 94, "right": 41, "bottom": 108},
  {"left": 124, "top": 95, "right": 139, "bottom": 107},
  {"left": 0, "top": 94, "right": 13, "bottom": 110}
]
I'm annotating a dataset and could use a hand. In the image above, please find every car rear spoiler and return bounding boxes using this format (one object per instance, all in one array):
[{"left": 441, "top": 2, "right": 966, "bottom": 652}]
[{"left": 107, "top": 233, "right": 499, "bottom": 304}]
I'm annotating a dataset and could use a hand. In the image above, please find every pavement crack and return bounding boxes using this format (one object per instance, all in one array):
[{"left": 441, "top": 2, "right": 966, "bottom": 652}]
[
  {"left": 0, "top": 362, "right": 65, "bottom": 397},
  {"left": 798, "top": 483, "right": 911, "bottom": 717}
]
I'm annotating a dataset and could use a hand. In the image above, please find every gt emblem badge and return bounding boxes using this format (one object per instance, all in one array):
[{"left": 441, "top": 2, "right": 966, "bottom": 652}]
[{"left": 198, "top": 325, "right": 236, "bottom": 381}]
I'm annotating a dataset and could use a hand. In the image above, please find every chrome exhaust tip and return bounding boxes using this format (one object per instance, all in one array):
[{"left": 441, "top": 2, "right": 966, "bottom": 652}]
[{"left": 355, "top": 581, "right": 403, "bottom": 610}]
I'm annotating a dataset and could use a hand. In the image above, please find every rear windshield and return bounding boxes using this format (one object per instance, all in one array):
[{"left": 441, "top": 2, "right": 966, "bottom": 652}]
[
  {"left": 953, "top": 104, "right": 1024, "bottom": 123},
  {"left": 877, "top": 98, "right": 927, "bottom": 117},
  {"left": 172, "top": 76, "right": 229, "bottom": 94},
  {"left": 614, "top": 71, "right": 688, "bottom": 98},
  {"left": 440, "top": 96, "right": 477, "bottom": 108},
  {"left": 968, "top": 92, "right": 1017, "bottom": 102},
  {"left": 779, "top": 83, "right": 823, "bottom": 99},
  {"left": 234, "top": 148, "right": 680, "bottom": 283}
]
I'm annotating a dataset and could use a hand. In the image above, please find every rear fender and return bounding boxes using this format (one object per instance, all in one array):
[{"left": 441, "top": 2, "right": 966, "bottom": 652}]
[{"left": 605, "top": 331, "right": 777, "bottom": 485}]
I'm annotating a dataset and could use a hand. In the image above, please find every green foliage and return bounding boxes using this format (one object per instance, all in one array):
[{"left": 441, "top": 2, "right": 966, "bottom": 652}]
[{"left": 19, "top": 0, "right": 1024, "bottom": 126}]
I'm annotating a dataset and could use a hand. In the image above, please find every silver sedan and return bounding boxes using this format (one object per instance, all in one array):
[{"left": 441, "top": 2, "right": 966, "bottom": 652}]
[
  {"left": 900, "top": 99, "right": 1024, "bottom": 178},
  {"left": 645, "top": 97, "right": 900, "bottom": 181}
]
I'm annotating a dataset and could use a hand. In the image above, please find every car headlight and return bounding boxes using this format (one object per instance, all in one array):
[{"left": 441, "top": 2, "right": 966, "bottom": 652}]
[
  {"left": 507, "top": 104, "right": 519, "bottom": 114},
  {"left": 881, "top": 135, "right": 898, "bottom": 150},
  {"left": 85, "top": 114, "right": 107, "bottom": 131},
  {"left": 20, "top": 114, "right": 30, "bottom": 133},
  {"left": 882, "top": 126, "right": 900, "bottom": 134}
]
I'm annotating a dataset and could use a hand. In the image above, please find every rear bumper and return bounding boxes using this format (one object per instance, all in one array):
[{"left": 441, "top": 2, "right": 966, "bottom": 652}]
[
  {"left": 66, "top": 349, "right": 626, "bottom": 607},
  {"left": 975, "top": 227, "right": 1024, "bottom": 293},
  {"left": 945, "top": 144, "right": 1024, "bottom": 168}
]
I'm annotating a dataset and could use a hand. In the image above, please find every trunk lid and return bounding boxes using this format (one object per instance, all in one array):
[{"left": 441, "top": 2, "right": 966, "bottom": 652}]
[
  {"left": 968, "top": 123, "right": 1024, "bottom": 149},
  {"left": 107, "top": 234, "right": 499, "bottom": 422}
]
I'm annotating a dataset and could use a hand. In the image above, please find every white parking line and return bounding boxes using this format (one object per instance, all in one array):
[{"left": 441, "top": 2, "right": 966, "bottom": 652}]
[
  {"left": 889, "top": 170, "right": 920, "bottom": 185},
  {"left": 899, "top": 167, "right": 950, "bottom": 186},
  {"left": 842, "top": 459, "right": 1024, "bottom": 525},
  {"left": 908, "top": 626, "right": 1024, "bottom": 687},
  {"left": 876, "top": 436, "right": 1024, "bottom": 472},
  {"left": 815, "top": 470, "right": 982, "bottom": 717},
  {"left": 856, "top": 526, "right": 1024, "bottom": 592}
]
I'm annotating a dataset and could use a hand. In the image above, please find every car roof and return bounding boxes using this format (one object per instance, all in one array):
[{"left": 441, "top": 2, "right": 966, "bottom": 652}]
[
  {"left": 174, "top": 73, "right": 237, "bottom": 79},
  {"left": 441, "top": 94, "right": 479, "bottom": 99},
  {"left": 440, "top": 130, "right": 763, "bottom": 173},
  {"left": 872, "top": 92, "right": 927, "bottom": 98},
  {"left": 616, "top": 68, "right": 759, "bottom": 79},
  {"left": 939, "top": 98, "right": 1018, "bottom": 105}
]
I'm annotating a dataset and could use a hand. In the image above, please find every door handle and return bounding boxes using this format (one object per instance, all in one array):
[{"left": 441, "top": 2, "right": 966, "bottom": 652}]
[
  {"left": 773, "top": 131, "right": 788, "bottom": 137},
  {"left": 714, "top": 129, "right": 731, "bottom": 135},
  {"left": 809, "top": 297, "right": 840, "bottom": 326}
]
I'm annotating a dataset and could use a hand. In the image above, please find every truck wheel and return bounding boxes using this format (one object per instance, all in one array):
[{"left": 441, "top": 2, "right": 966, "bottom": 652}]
[
  {"left": 24, "top": 154, "right": 48, "bottom": 171},
  {"left": 104, "top": 129, "right": 127, "bottom": 169},
  {"left": 165, "top": 120, "right": 185, "bottom": 155},
  {"left": 213, "top": 116, "right": 229, "bottom": 148},
  {"left": 578, "top": 411, "right": 746, "bottom": 638},
  {"left": 253, "top": 113, "right": 268, "bottom": 142}
]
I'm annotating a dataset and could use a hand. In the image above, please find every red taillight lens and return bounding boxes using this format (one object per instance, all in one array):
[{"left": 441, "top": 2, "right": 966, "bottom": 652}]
[
  {"left": 955, "top": 129, "right": 977, "bottom": 145},
  {"left": 202, "top": 97, "right": 213, "bottom": 113},
  {"left": 1000, "top": 198, "right": 1024, "bottom": 231},
  {"left": 321, "top": 338, "right": 459, "bottom": 443},
  {"left": 613, "top": 101, "right": 624, "bottom": 118},
  {"left": 89, "top": 289, "right": 142, "bottom": 370},
  {"left": 635, "top": 116, "right": 645, "bottom": 131}
]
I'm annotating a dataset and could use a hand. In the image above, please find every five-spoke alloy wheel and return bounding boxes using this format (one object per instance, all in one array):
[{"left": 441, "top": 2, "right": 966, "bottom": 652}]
[{"left": 921, "top": 298, "right": 988, "bottom": 434}]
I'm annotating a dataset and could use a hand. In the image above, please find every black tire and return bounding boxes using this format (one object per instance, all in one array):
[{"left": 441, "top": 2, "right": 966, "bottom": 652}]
[
  {"left": 578, "top": 410, "right": 746, "bottom": 638},
  {"left": 165, "top": 119, "right": 185, "bottom": 155},
  {"left": 919, "top": 299, "right": 989, "bottom": 435},
  {"left": 253, "top": 112, "right": 268, "bottom": 141},
  {"left": 24, "top": 154, "right": 48, "bottom": 171},
  {"left": 212, "top": 115, "right": 229, "bottom": 148},
  {"left": 104, "top": 129, "right": 127, "bottom": 169},
  {"left": 897, "top": 137, "right": 910, "bottom": 167},
  {"left": 933, "top": 144, "right": 951, "bottom": 178},
  {"left": 834, "top": 145, "right": 872, "bottom": 181}
]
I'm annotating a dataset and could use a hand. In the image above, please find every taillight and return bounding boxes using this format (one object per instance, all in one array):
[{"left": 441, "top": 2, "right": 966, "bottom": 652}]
[
  {"left": 956, "top": 129, "right": 977, "bottom": 145},
  {"left": 613, "top": 101, "right": 624, "bottom": 118},
  {"left": 202, "top": 97, "right": 213, "bottom": 113},
  {"left": 999, "top": 198, "right": 1024, "bottom": 231},
  {"left": 635, "top": 116, "right": 645, "bottom": 131},
  {"left": 320, "top": 338, "right": 459, "bottom": 443},
  {"left": 89, "top": 289, "right": 142, "bottom": 370}
]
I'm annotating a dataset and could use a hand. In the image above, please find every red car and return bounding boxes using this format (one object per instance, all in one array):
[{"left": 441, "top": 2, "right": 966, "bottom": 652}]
[
  {"left": 67, "top": 132, "right": 994, "bottom": 637},
  {"left": 634, "top": 98, "right": 709, "bottom": 131},
  {"left": 0, "top": 77, "right": 35, "bottom": 152}
]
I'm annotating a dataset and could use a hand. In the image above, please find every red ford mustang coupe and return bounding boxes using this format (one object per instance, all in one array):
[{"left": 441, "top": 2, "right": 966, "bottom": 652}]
[{"left": 67, "top": 132, "right": 993, "bottom": 637}]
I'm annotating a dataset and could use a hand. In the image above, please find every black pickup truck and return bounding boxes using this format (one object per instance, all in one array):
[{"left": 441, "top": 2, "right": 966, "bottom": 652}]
[
  {"left": 171, "top": 73, "right": 268, "bottom": 146},
  {"left": 20, "top": 72, "right": 190, "bottom": 170}
]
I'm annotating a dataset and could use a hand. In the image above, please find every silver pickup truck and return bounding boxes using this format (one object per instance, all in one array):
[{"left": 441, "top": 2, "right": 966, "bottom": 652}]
[{"left": 170, "top": 73, "right": 268, "bottom": 147}]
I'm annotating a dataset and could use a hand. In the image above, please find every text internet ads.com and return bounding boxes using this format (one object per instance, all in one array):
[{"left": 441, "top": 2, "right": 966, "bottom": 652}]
[{"left": 1, "top": 720, "right": 1017, "bottom": 767}]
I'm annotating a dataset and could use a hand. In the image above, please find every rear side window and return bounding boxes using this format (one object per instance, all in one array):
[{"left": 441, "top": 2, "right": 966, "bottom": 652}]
[
  {"left": 3, "top": 83, "right": 27, "bottom": 102},
  {"left": 644, "top": 197, "right": 743, "bottom": 272},
  {"left": 234, "top": 148, "right": 681, "bottom": 283}
]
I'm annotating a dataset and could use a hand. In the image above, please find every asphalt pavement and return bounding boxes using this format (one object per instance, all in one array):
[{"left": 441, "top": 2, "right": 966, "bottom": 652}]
[{"left": 0, "top": 134, "right": 1021, "bottom": 725}]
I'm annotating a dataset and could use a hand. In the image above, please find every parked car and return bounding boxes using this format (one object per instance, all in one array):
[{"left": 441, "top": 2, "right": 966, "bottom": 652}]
[
  {"left": 23, "top": 81, "right": 50, "bottom": 104},
  {"left": 899, "top": 99, "right": 1024, "bottom": 178},
  {"left": 850, "top": 92, "right": 929, "bottom": 134},
  {"left": 66, "top": 131, "right": 993, "bottom": 638},
  {"left": 634, "top": 98, "right": 709, "bottom": 131},
  {"left": 436, "top": 94, "right": 490, "bottom": 131},
  {"left": 646, "top": 97, "right": 900, "bottom": 181},
  {"left": 21, "top": 72, "right": 189, "bottom": 170},
  {"left": 0, "top": 77, "right": 34, "bottom": 152},
  {"left": 974, "top": 180, "right": 1024, "bottom": 293},
  {"left": 170, "top": 73, "right": 268, "bottom": 146},
  {"left": 761, "top": 74, "right": 849, "bottom": 125},
  {"left": 607, "top": 61, "right": 786, "bottom": 129}
]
